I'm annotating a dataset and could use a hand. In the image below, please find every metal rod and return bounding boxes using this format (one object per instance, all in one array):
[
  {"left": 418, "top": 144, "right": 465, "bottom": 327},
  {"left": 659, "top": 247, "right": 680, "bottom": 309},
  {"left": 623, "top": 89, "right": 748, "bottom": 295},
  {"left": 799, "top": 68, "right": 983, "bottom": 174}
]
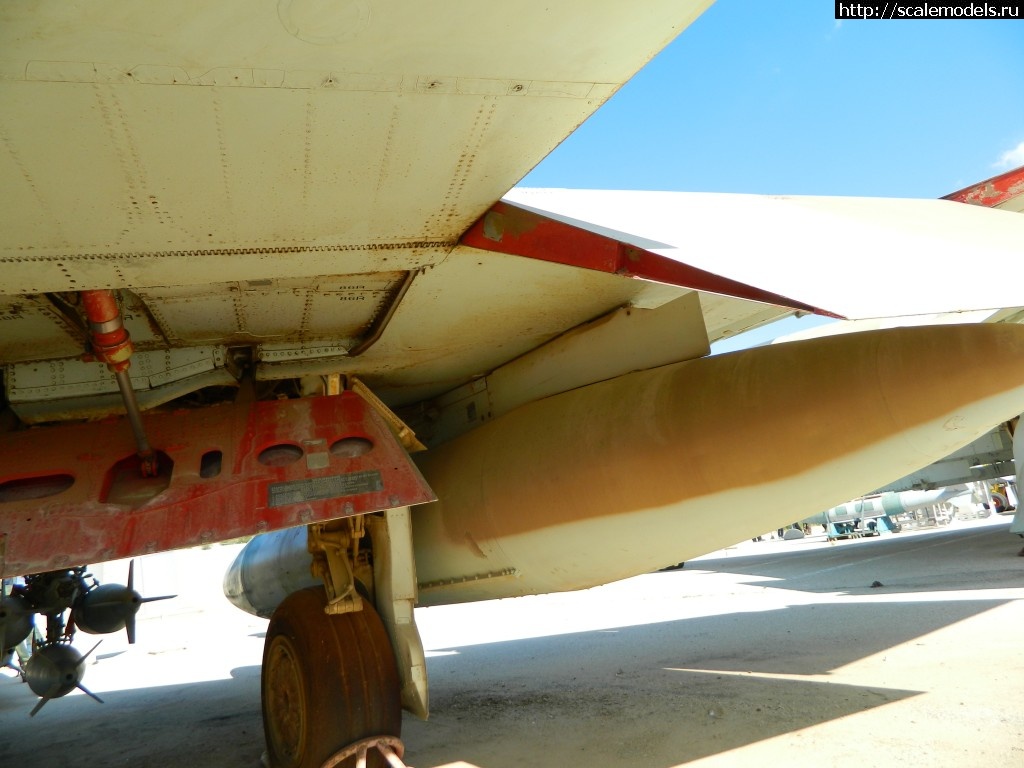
[
  {"left": 81, "top": 290, "right": 157, "bottom": 476},
  {"left": 114, "top": 369, "right": 153, "bottom": 458}
]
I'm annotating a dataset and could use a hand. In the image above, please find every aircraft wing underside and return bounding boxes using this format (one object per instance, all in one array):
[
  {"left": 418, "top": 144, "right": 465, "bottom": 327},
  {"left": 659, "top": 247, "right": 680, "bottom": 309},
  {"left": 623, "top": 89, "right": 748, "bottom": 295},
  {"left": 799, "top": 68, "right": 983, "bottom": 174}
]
[
  {"left": 4, "top": 1, "right": 1024, "bottom": 428},
  {"left": 3, "top": 0, "right": 770, "bottom": 422}
]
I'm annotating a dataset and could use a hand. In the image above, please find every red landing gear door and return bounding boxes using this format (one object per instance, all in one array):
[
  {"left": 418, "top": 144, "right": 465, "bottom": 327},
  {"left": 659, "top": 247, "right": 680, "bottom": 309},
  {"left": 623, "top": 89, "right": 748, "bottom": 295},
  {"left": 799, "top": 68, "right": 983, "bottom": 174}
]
[{"left": 0, "top": 391, "right": 436, "bottom": 577}]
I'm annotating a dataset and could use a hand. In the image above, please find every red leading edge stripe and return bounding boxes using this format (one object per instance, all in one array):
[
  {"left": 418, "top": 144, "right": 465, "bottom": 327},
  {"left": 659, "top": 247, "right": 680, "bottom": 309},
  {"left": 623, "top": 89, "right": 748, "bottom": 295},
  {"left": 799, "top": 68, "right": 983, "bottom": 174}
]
[
  {"left": 461, "top": 201, "right": 845, "bottom": 319},
  {"left": 943, "top": 165, "right": 1024, "bottom": 208}
]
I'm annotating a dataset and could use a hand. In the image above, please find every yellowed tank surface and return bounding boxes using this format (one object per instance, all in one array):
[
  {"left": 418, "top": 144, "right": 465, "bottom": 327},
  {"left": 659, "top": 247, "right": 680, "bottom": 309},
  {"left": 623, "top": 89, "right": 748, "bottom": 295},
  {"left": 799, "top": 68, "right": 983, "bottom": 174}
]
[{"left": 412, "top": 323, "right": 1024, "bottom": 604}]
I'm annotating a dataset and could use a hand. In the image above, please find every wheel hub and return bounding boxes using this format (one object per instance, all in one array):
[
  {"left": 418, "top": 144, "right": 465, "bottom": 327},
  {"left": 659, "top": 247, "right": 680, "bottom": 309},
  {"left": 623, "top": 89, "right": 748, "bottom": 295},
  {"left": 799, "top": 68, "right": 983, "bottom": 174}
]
[{"left": 265, "top": 635, "right": 307, "bottom": 767}]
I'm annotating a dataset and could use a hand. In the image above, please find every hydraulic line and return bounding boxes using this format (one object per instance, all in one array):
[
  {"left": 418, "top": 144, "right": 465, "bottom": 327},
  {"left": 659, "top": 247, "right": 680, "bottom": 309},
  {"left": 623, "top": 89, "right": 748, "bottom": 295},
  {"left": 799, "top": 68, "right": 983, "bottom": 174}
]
[{"left": 80, "top": 290, "right": 157, "bottom": 476}]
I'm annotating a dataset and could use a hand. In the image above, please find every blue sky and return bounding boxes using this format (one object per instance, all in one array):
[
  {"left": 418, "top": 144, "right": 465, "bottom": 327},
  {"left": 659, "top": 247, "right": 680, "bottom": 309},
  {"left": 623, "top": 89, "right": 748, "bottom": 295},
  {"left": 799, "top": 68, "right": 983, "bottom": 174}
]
[
  {"left": 520, "top": 2, "right": 1024, "bottom": 351},
  {"left": 523, "top": 2, "right": 1024, "bottom": 199}
]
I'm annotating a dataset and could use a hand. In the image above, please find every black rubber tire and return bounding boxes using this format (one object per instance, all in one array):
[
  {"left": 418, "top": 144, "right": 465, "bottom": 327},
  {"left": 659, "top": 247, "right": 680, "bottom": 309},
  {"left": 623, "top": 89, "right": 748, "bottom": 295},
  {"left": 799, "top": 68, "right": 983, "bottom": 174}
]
[{"left": 261, "top": 587, "right": 401, "bottom": 768}]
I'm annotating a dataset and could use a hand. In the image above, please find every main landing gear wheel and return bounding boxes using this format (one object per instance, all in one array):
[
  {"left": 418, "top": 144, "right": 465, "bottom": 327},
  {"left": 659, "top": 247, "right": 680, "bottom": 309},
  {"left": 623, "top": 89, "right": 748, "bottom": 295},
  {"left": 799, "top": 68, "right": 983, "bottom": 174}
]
[{"left": 262, "top": 586, "right": 401, "bottom": 768}]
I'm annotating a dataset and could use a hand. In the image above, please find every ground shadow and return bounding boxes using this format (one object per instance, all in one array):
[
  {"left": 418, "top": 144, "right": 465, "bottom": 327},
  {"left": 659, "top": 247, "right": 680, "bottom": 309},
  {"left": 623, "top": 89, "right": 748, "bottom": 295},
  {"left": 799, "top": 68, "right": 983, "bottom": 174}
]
[
  {"left": 0, "top": 665, "right": 264, "bottom": 768},
  {"left": 403, "top": 595, "right": 1001, "bottom": 767},
  {"left": 0, "top": 524, "right": 1014, "bottom": 767},
  {"left": 683, "top": 521, "right": 1021, "bottom": 595}
]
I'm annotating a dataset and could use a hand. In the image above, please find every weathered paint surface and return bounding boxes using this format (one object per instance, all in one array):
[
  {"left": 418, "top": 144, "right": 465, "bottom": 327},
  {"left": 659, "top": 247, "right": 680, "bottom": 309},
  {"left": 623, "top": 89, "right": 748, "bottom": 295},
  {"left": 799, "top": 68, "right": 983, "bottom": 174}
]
[
  {"left": 943, "top": 165, "right": 1024, "bottom": 212},
  {"left": 0, "top": 391, "right": 434, "bottom": 577},
  {"left": 411, "top": 323, "right": 1024, "bottom": 604},
  {"left": 411, "top": 293, "right": 712, "bottom": 447},
  {"left": 224, "top": 323, "right": 1024, "bottom": 615},
  {"left": 502, "top": 188, "right": 1024, "bottom": 320},
  {"left": 0, "top": 0, "right": 712, "bottom": 293},
  {"left": 461, "top": 202, "right": 842, "bottom": 318}
]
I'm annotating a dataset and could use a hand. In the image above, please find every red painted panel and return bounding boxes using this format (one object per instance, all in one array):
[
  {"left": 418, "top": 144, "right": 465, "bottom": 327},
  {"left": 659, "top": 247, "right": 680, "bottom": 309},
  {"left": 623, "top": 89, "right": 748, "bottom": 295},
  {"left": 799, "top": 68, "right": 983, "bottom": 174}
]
[
  {"left": 461, "top": 201, "right": 843, "bottom": 319},
  {"left": 943, "top": 165, "right": 1024, "bottom": 208},
  {"left": 0, "top": 391, "right": 435, "bottom": 577}
]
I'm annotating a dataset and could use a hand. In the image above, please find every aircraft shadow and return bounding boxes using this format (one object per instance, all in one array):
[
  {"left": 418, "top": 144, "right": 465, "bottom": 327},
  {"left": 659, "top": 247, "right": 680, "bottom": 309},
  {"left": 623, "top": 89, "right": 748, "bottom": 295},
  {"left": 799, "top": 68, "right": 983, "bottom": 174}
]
[
  {"left": 0, "top": 592, "right": 1004, "bottom": 768},
  {"left": 403, "top": 595, "right": 998, "bottom": 767},
  {"left": 0, "top": 665, "right": 265, "bottom": 768},
  {"left": 684, "top": 521, "right": 1021, "bottom": 596},
  {"left": 0, "top": 522, "right": 1013, "bottom": 767}
]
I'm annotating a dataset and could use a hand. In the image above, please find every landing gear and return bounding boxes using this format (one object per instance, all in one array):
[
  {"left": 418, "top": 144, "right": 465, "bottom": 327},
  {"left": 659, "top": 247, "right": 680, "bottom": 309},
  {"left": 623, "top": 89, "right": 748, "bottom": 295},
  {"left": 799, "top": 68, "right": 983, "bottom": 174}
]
[{"left": 262, "top": 587, "right": 402, "bottom": 768}]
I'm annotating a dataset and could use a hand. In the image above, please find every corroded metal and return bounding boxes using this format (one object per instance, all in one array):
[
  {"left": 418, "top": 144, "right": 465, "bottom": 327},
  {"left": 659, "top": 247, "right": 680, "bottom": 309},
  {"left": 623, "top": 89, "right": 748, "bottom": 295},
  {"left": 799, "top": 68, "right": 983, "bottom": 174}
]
[
  {"left": 308, "top": 518, "right": 364, "bottom": 615},
  {"left": 0, "top": 391, "right": 436, "bottom": 577},
  {"left": 262, "top": 588, "right": 402, "bottom": 768},
  {"left": 347, "top": 271, "right": 418, "bottom": 357},
  {"left": 320, "top": 736, "right": 407, "bottom": 768}
]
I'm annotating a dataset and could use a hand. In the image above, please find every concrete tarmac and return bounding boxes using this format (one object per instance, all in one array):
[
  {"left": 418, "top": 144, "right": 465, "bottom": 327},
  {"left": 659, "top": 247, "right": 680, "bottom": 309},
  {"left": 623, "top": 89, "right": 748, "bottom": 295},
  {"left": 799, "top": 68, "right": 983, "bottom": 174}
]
[{"left": 1, "top": 516, "right": 1022, "bottom": 767}]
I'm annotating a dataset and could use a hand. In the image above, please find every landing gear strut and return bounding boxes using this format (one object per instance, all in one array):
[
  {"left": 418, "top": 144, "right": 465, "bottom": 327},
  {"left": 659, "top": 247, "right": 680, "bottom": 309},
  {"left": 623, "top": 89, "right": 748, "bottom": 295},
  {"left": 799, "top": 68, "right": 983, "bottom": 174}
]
[
  {"left": 250, "top": 378, "right": 432, "bottom": 766},
  {"left": 262, "top": 586, "right": 402, "bottom": 768}
]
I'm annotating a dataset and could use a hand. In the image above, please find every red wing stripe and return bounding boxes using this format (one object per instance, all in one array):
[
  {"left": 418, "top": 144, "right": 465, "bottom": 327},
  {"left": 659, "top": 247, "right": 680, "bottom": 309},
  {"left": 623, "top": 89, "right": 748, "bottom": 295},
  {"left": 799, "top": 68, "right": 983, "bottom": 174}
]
[
  {"left": 942, "top": 165, "right": 1024, "bottom": 208},
  {"left": 461, "top": 201, "right": 843, "bottom": 319}
]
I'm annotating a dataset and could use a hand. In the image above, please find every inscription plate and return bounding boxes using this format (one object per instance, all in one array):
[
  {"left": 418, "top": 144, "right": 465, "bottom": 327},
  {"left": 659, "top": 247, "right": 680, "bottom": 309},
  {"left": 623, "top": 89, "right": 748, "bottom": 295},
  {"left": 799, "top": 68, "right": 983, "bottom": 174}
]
[{"left": 268, "top": 470, "right": 383, "bottom": 508}]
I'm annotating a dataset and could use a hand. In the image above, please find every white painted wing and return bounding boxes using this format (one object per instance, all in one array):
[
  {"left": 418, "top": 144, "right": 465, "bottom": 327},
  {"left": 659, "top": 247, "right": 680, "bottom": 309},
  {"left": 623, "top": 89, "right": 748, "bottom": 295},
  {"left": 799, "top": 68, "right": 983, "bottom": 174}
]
[{"left": 505, "top": 186, "right": 1024, "bottom": 320}]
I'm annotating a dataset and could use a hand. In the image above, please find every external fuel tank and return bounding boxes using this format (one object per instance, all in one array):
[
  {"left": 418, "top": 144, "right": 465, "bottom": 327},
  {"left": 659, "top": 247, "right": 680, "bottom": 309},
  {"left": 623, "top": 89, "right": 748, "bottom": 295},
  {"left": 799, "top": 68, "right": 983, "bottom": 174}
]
[{"left": 226, "top": 324, "right": 1024, "bottom": 616}]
